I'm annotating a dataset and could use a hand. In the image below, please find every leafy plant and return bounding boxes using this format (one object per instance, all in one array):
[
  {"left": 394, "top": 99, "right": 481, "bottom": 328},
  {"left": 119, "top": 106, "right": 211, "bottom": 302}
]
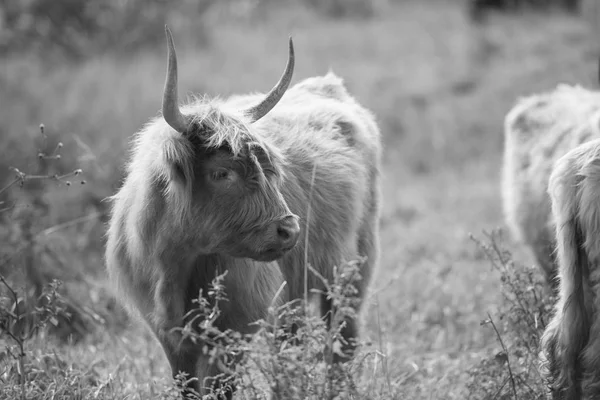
[{"left": 467, "top": 229, "right": 554, "bottom": 400}]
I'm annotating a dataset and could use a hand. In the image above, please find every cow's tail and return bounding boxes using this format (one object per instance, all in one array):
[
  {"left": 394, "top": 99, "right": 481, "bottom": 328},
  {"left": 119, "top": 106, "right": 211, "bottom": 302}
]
[{"left": 541, "top": 155, "right": 593, "bottom": 399}]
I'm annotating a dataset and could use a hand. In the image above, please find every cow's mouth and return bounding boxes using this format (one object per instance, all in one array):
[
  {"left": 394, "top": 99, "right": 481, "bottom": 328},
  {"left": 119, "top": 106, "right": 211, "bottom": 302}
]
[{"left": 253, "top": 245, "right": 294, "bottom": 262}]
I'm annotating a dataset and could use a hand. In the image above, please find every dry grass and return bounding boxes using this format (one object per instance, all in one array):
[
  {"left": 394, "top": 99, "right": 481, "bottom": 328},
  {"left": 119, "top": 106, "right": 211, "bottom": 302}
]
[{"left": 1, "top": 0, "right": 599, "bottom": 398}]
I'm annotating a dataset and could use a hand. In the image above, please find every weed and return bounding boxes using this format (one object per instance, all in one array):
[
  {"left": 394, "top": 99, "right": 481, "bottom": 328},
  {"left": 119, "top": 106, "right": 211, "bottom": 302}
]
[{"left": 467, "top": 229, "right": 554, "bottom": 400}]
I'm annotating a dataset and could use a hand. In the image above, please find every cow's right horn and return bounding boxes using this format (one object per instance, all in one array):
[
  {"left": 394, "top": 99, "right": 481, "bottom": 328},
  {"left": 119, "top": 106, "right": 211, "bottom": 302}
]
[
  {"left": 162, "top": 26, "right": 193, "bottom": 134},
  {"left": 244, "top": 37, "right": 295, "bottom": 123}
]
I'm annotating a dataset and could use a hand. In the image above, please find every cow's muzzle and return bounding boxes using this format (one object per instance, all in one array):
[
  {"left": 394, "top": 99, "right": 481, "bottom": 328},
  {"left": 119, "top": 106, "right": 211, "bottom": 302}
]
[{"left": 258, "top": 215, "right": 300, "bottom": 261}]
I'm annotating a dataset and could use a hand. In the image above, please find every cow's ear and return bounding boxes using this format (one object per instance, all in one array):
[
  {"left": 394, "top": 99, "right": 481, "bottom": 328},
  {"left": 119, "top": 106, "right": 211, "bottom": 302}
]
[
  {"left": 169, "top": 161, "right": 187, "bottom": 184},
  {"left": 161, "top": 137, "right": 192, "bottom": 185}
]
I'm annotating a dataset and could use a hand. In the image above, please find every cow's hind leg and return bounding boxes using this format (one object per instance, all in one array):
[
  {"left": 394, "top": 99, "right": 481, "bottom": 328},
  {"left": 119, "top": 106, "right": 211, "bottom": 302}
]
[
  {"left": 581, "top": 272, "right": 600, "bottom": 399},
  {"left": 581, "top": 331, "right": 600, "bottom": 400},
  {"left": 542, "top": 308, "right": 600, "bottom": 400},
  {"left": 321, "top": 211, "right": 379, "bottom": 364},
  {"left": 320, "top": 294, "right": 359, "bottom": 364},
  {"left": 540, "top": 312, "right": 570, "bottom": 399}
]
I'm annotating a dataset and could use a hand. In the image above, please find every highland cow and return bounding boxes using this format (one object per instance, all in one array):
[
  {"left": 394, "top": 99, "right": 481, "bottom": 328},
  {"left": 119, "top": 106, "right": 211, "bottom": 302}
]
[
  {"left": 105, "top": 26, "right": 382, "bottom": 397},
  {"left": 540, "top": 136, "right": 600, "bottom": 399},
  {"left": 501, "top": 84, "right": 600, "bottom": 289}
]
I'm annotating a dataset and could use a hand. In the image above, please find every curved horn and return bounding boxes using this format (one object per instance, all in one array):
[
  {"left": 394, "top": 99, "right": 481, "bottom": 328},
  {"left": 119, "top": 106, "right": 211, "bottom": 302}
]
[
  {"left": 162, "top": 25, "right": 192, "bottom": 133},
  {"left": 245, "top": 37, "right": 295, "bottom": 123}
]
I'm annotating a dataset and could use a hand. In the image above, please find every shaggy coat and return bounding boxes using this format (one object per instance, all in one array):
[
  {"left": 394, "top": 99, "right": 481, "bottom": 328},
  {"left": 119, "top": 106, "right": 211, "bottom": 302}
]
[
  {"left": 502, "top": 84, "right": 600, "bottom": 288},
  {"left": 105, "top": 34, "right": 382, "bottom": 397},
  {"left": 540, "top": 137, "right": 600, "bottom": 399}
]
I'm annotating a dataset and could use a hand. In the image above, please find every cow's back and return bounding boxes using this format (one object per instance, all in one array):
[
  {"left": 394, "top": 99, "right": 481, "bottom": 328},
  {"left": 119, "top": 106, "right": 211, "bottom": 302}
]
[
  {"left": 227, "top": 72, "right": 382, "bottom": 299},
  {"left": 502, "top": 85, "right": 600, "bottom": 282}
]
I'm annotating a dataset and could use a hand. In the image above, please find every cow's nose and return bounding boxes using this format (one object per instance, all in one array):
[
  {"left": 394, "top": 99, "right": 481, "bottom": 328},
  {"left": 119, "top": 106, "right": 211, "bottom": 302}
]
[{"left": 276, "top": 215, "right": 300, "bottom": 249}]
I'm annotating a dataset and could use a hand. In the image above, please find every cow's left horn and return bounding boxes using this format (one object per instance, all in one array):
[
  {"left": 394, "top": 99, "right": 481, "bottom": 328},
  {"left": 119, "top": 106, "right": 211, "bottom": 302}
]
[
  {"left": 162, "top": 26, "right": 193, "bottom": 134},
  {"left": 245, "top": 37, "right": 295, "bottom": 123}
]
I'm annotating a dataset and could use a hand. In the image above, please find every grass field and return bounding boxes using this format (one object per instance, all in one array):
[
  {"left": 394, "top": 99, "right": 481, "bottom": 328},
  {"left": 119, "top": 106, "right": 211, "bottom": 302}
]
[{"left": 1, "top": 1, "right": 599, "bottom": 398}]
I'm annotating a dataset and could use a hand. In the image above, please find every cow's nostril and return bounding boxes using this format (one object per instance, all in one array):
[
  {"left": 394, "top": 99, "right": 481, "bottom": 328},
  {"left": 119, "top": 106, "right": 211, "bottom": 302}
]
[
  {"left": 275, "top": 216, "right": 300, "bottom": 248},
  {"left": 277, "top": 226, "right": 291, "bottom": 241}
]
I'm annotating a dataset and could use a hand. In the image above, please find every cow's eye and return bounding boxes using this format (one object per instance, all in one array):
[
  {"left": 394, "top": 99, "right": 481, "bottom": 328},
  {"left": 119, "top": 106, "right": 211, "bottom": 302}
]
[
  {"left": 211, "top": 169, "right": 230, "bottom": 181},
  {"left": 263, "top": 167, "right": 276, "bottom": 178}
]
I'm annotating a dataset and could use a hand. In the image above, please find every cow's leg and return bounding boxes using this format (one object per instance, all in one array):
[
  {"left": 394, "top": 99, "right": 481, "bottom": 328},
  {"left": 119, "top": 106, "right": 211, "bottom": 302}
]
[
  {"left": 320, "top": 209, "right": 380, "bottom": 364},
  {"left": 157, "top": 325, "right": 238, "bottom": 399},
  {"left": 580, "top": 276, "right": 600, "bottom": 399},
  {"left": 158, "top": 335, "right": 201, "bottom": 397},
  {"left": 581, "top": 327, "right": 600, "bottom": 400},
  {"left": 319, "top": 294, "right": 358, "bottom": 364},
  {"left": 150, "top": 274, "right": 236, "bottom": 399},
  {"left": 195, "top": 352, "right": 236, "bottom": 400},
  {"left": 540, "top": 311, "right": 565, "bottom": 399},
  {"left": 188, "top": 259, "right": 283, "bottom": 398},
  {"left": 150, "top": 275, "right": 202, "bottom": 397}
]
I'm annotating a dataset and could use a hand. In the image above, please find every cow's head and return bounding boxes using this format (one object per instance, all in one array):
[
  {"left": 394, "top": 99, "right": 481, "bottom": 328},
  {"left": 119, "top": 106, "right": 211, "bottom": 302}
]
[{"left": 158, "top": 26, "right": 300, "bottom": 262}]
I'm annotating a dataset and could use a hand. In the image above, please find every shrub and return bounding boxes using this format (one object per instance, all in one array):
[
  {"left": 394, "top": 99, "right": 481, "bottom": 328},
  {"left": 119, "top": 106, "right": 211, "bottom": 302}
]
[
  {"left": 0, "top": 123, "right": 110, "bottom": 345},
  {"left": 466, "top": 229, "right": 555, "bottom": 399}
]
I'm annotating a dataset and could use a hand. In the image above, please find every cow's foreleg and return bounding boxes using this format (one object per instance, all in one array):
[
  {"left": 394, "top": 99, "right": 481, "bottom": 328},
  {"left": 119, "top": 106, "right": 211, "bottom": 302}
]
[
  {"left": 195, "top": 352, "right": 236, "bottom": 400},
  {"left": 156, "top": 317, "right": 239, "bottom": 399},
  {"left": 158, "top": 336, "right": 201, "bottom": 397},
  {"left": 152, "top": 274, "right": 208, "bottom": 398}
]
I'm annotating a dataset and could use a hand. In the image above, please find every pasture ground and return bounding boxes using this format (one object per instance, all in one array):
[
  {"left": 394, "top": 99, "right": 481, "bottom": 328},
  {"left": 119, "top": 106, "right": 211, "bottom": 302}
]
[{"left": 1, "top": 1, "right": 599, "bottom": 398}]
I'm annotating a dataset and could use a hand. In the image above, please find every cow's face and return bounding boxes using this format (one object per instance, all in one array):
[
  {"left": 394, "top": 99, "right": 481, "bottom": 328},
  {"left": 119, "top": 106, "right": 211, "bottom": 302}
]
[
  {"left": 159, "top": 26, "right": 299, "bottom": 261},
  {"left": 187, "top": 137, "right": 299, "bottom": 262}
]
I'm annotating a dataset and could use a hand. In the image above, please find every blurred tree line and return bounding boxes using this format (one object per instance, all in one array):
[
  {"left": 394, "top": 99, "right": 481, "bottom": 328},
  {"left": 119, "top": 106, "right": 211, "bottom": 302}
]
[
  {"left": 0, "top": 0, "right": 222, "bottom": 60},
  {"left": 468, "top": 0, "right": 582, "bottom": 23},
  {"left": 0, "top": 0, "right": 388, "bottom": 61}
]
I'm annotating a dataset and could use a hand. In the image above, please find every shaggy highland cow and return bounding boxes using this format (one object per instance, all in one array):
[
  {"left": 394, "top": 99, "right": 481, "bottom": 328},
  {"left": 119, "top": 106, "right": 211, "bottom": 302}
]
[
  {"left": 105, "top": 27, "right": 382, "bottom": 397},
  {"left": 540, "top": 136, "right": 600, "bottom": 399},
  {"left": 502, "top": 84, "right": 600, "bottom": 289}
]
